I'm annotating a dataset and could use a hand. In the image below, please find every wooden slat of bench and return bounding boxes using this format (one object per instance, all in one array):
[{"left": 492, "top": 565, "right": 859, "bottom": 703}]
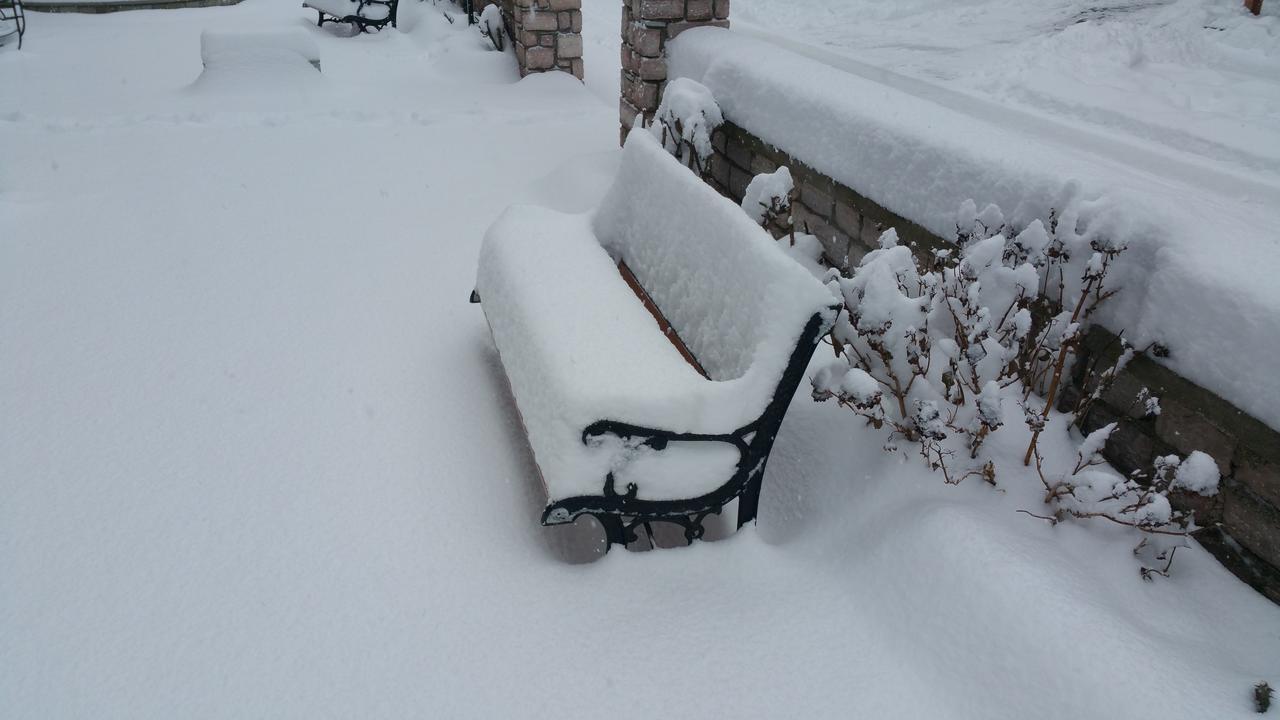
[{"left": 617, "top": 261, "right": 709, "bottom": 380}]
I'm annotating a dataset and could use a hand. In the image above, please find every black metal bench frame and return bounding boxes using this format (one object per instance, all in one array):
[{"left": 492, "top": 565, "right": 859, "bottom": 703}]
[
  {"left": 471, "top": 291, "right": 836, "bottom": 552},
  {"left": 0, "top": 0, "right": 24, "bottom": 51},
  {"left": 308, "top": 0, "right": 398, "bottom": 33}
]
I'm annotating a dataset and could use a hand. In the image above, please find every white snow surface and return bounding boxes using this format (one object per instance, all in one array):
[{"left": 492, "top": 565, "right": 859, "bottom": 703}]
[
  {"left": 476, "top": 130, "right": 835, "bottom": 502},
  {"left": 668, "top": 26, "right": 1280, "bottom": 432},
  {"left": 3, "top": 2, "right": 1280, "bottom": 718}
]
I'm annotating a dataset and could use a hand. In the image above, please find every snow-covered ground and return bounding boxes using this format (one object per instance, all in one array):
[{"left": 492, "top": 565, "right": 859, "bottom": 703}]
[{"left": 3, "top": 2, "right": 1280, "bottom": 718}]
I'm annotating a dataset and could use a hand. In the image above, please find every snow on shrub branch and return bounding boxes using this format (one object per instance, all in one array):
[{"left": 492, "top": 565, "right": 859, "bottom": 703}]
[
  {"left": 739, "top": 164, "right": 827, "bottom": 276},
  {"left": 741, "top": 166, "right": 793, "bottom": 229},
  {"left": 799, "top": 193, "right": 1216, "bottom": 577},
  {"left": 648, "top": 78, "right": 723, "bottom": 178}
]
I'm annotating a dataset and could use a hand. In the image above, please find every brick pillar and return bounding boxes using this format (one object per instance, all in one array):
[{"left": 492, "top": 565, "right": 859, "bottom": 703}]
[
  {"left": 620, "top": 0, "right": 729, "bottom": 142},
  {"left": 512, "top": 0, "right": 584, "bottom": 81}
]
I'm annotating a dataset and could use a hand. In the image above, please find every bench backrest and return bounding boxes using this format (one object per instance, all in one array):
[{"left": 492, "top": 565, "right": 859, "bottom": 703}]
[
  {"left": 0, "top": 0, "right": 22, "bottom": 30},
  {"left": 592, "top": 130, "right": 836, "bottom": 384}
]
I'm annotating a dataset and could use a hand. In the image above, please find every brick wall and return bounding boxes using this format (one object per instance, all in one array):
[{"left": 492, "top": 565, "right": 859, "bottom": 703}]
[
  {"left": 1065, "top": 326, "right": 1280, "bottom": 603},
  {"left": 705, "top": 120, "right": 1280, "bottom": 603},
  {"left": 707, "top": 121, "right": 944, "bottom": 268}
]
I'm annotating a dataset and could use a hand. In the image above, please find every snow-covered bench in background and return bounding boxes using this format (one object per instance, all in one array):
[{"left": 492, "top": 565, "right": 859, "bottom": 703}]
[
  {"left": 302, "top": 0, "right": 398, "bottom": 33},
  {"left": 473, "top": 130, "right": 839, "bottom": 550},
  {"left": 200, "top": 30, "right": 321, "bottom": 72},
  {"left": 0, "top": 0, "right": 24, "bottom": 51}
]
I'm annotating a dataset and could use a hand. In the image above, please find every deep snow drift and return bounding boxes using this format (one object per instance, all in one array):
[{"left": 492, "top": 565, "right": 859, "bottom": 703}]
[{"left": 2, "top": 2, "right": 1279, "bottom": 718}]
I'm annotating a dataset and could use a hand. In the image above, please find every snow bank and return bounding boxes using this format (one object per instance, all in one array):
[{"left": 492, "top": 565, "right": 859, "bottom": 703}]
[
  {"left": 668, "top": 27, "right": 1280, "bottom": 431},
  {"left": 475, "top": 130, "right": 835, "bottom": 502}
]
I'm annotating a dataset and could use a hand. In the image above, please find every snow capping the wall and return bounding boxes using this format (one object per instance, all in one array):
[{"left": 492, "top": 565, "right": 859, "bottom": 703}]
[{"left": 668, "top": 27, "right": 1280, "bottom": 433}]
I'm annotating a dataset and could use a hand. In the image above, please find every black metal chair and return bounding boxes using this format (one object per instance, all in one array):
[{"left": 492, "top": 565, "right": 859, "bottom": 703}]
[{"left": 0, "top": 0, "right": 24, "bottom": 50}]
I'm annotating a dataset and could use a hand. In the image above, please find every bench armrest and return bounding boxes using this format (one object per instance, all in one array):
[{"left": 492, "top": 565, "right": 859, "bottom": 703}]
[{"left": 582, "top": 418, "right": 754, "bottom": 456}]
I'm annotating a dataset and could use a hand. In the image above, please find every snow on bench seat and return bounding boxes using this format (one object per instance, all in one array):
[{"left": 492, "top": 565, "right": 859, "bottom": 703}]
[
  {"left": 476, "top": 130, "right": 837, "bottom": 523},
  {"left": 479, "top": 207, "right": 744, "bottom": 502}
]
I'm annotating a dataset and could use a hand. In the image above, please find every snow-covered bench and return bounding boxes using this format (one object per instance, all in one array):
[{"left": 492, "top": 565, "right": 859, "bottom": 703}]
[
  {"left": 473, "top": 130, "right": 839, "bottom": 550},
  {"left": 302, "top": 0, "right": 397, "bottom": 32},
  {"left": 200, "top": 30, "right": 321, "bottom": 72}
]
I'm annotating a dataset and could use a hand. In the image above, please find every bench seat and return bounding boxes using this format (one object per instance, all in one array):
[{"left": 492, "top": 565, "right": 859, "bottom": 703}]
[{"left": 479, "top": 206, "right": 751, "bottom": 504}]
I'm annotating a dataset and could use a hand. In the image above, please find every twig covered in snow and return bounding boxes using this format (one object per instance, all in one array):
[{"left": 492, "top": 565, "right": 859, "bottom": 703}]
[
  {"left": 1257, "top": 682, "right": 1274, "bottom": 714},
  {"left": 1025, "top": 441, "right": 1220, "bottom": 578},
  {"left": 648, "top": 78, "right": 723, "bottom": 178},
  {"left": 741, "top": 166, "right": 795, "bottom": 244}
]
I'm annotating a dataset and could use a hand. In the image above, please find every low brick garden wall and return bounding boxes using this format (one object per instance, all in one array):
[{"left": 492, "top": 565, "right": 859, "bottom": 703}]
[
  {"left": 707, "top": 121, "right": 942, "bottom": 268},
  {"left": 1067, "top": 327, "right": 1280, "bottom": 602},
  {"left": 704, "top": 119, "right": 1280, "bottom": 603}
]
